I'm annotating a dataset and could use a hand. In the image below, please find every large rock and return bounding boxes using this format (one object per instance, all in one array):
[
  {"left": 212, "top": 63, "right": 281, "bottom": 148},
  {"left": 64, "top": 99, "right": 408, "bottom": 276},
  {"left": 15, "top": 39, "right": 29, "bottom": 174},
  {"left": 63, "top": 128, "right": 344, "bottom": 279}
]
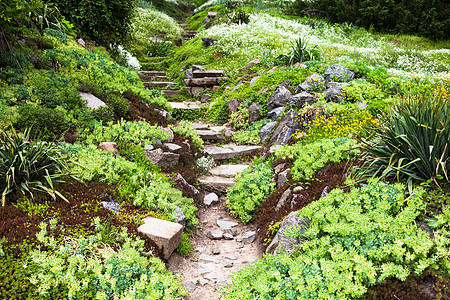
[
  {"left": 325, "top": 87, "right": 344, "bottom": 102},
  {"left": 267, "top": 107, "right": 285, "bottom": 121},
  {"left": 185, "top": 65, "right": 206, "bottom": 79},
  {"left": 266, "top": 211, "right": 309, "bottom": 255},
  {"left": 193, "top": 69, "right": 226, "bottom": 78},
  {"left": 267, "top": 85, "right": 292, "bottom": 111},
  {"left": 248, "top": 103, "right": 262, "bottom": 124},
  {"left": 259, "top": 121, "right": 277, "bottom": 144},
  {"left": 275, "top": 188, "right": 291, "bottom": 212},
  {"left": 196, "top": 130, "right": 224, "bottom": 140},
  {"left": 175, "top": 173, "right": 200, "bottom": 200},
  {"left": 227, "top": 99, "right": 240, "bottom": 113},
  {"left": 269, "top": 109, "right": 301, "bottom": 145},
  {"left": 324, "top": 64, "right": 355, "bottom": 82},
  {"left": 295, "top": 74, "right": 325, "bottom": 92},
  {"left": 138, "top": 217, "right": 183, "bottom": 260},
  {"left": 289, "top": 92, "right": 316, "bottom": 108},
  {"left": 145, "top": 148, "right": 179, "bottom": 168},
  {"left": 80, "top": 92, "right": 107, "bottom": 109},
  {"left": 184, "top": 77, "right": 228, "bottom": 86}
]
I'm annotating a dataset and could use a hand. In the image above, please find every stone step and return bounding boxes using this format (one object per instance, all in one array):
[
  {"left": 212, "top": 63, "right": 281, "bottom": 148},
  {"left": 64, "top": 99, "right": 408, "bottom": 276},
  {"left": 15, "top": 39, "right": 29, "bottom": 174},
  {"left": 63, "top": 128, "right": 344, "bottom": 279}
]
[
  {"left": 191, "top": 123, "right": 210, "bottom": 130},
  {"left": 208, "top": 164, "right": 250, "bottom": 178},
  {"left": 137, "top": 217, "right": 183, "bottom": 260},
  {"left": 182, "top": 33, "right": 196, "bottom": 40},
  {"left": 196, "top": 130, "right": 224, "bottom": 140},
  {"left": 169, "top": 102, "right": 202, "bottom": 110},
  {"left": 141, "top": 75, "right": 169, "bottom": 81},
  {"left": 185, "top": 77, "right": 229, "bottom": 87},
  {"left": 197, "top": 176, "right": 236, "bottom": 193},
  {"left": 144, "top": 81, "right": 177, "bottom": 88},
  {"left": 193, "top": 69, "right": 227, "bottom": 78},
  {"left": 162, "top": 90, "right": 182, "bottom": 97},
  {"left": 139, "top": 70, "right": 166, "bottom": 78},
  {"left": 205, "top": 144, "right": 262, "bottom": 160}
]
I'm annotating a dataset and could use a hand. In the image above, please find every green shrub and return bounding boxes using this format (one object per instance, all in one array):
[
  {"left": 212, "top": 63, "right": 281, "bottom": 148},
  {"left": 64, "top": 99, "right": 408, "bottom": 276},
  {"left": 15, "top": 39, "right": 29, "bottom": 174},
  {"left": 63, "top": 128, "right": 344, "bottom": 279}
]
[
  {"left": 30, "top": 218, "right": 187, "bottom": 299},
  {"left": 15, "top": 104, "right": 71, "bottom": 139},
  {"left": 131, "top": 8, "right": 182, "bottom": 42},
  {"left": 358, "top": 92, "right": 450, "bottom": 188},
  {"left": 207, "top": 98, "right": 230, "bottom": 125},
  {"left": 232, "top": 119, "right": 270, "bottom": 145},
  {"left": 169, "top": 121, "right": 204, "bottom": 151},
  {"left": 0, "top": 127, "right": 67, "bottom": 206},
  {"left": 276, "top": 137, "right": 359, "bottom": 183},
  {"left": 280, "top": 36, "right": 321, "bottom": 65},
  {"left": 51, "top": 0, "right": 136, "bottom": 45},
  {"left": 227, "top": 160, "right": 275, "bottom": 223},
  {"left": 225, "top": 180, "right": 450, "bottom": 299},
  {"left": 342, "top": 79, "right": 391, "bottom": 114},
  {"left": 177, "top": 232, "right": 194, "bottom": 257}
]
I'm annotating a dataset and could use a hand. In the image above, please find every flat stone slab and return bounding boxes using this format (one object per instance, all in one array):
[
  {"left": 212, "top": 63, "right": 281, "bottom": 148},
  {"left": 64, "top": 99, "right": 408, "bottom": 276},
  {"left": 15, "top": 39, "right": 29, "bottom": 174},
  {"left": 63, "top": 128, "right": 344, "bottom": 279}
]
[
  {"left": 144, "top": 81, "right": 176, "bottom": 88},
  {"left": 199, "top": 254, "right": 219, "bottom": 264},
  {"left": 217, "top": 220, "right": 238, "bottom": 228},
  {"left": 169, "top": 102, "right": 201, "bottom": 110},
  {"left": 198, "top": 176, "right": 236, "bottom": 193},
  {"left": 162, "top": 90, "right": 181, "bottom": 97},
  {"left": 184, "top": 77, "right": 228, "bottom": 87},
  {"left": 80, "top": 92, "right": 107, "bottom": 109},
  {"left": 193, "top": 69, "right": 227, "bottom": 78},
  {"left": 191, "top": 123, "right": 210, "bottom": 130},
  {"left": 196, "top": 130, "right": 224, "bottom": 140},
  {"left": 205, "top": 144, "right": 262, "bottom": 160},
  {"left": 209, "top": 164, "right": 249, "bottom": 178},
  {"left": 137, "top": 217, "right": 183, "bottom": 260}
]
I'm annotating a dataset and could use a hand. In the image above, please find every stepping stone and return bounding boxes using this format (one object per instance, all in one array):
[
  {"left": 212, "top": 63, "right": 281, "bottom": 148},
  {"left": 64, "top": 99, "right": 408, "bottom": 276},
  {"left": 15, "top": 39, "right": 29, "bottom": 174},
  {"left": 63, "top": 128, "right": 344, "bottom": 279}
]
[
  {"left": 169, "top": 102, "right": 201, "bottom": 110},
  {"left": 217, "top": 220, "right": 238, "bottom": 228},
  {"left": 209, "top": 125, "right": 227, "bottom": 132},
  {"left": 209, "top": 164, "right": 249, "bottom": 178},
  {"left": 137, "top": 217, "right": 183, "bottom": 260},
  {"left": 184, "top": 77, "right": 229, "bottom": 87},
  {"left": 80, "top": 92, "right": 107, "bottom": 109},
  {"left": 196, "top": 130, "right": 224, "bottom": 140},
  {"left": 207, "top": 229, "right": 223, "bottom": 240},
  {"left": 204, "top": 144, "right": 262, "bottom": 160},
  {"left": 204, "top": 192, "right": 219, "bottom": 206},
  {"left": 197, "top": 176, "right": 236, "bottom": 193},
  {"left": 138, "top": 71, "right": 166, "bottom": 81},
  {"left": 198, "top": 254, "right": 219, "bottom": 264},
  {"left": 163, "top": 143, "right": 182, "bottom": 152},
  {"left": 162, "top": 90, "right": 181, "bottom": 97},
  {"left": 144, "top": 81, "right": 176, "bottom": 88},
  {"left": 242, "top": 231, "right": 257, "bottom": 244},
  {"left": 192, "top": 123, "right": 210, "bottom": 130},
  {"left": 193, "top": 69, "right": 227, "bottom": 78}
]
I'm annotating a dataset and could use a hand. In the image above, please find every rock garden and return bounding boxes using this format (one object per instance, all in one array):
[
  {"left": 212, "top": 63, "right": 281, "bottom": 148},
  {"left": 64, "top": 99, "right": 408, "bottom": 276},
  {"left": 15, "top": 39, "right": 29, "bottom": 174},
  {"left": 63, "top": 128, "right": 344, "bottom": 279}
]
[{"left": 1, "top": 0, "right": 450, "bottom": 299}]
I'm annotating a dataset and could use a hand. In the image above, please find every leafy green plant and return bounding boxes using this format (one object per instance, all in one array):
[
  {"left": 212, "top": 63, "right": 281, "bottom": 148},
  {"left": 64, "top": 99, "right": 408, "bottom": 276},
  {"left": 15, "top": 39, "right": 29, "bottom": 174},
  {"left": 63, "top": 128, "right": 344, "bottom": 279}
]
[
  {"left": 342, "top": 79, "right": 391, "bottom": 113},
  {"left": 283, "top": 36, "right": 320, "bottom": 65},
  {"left": 230, "top": 8, "right": 250, "bottom": 24},
  {"left": 358, "top": 92, "right": 450, "bottom": 189},
  {"left": 226, "top": 160, "right": 274, "bottom": 223},
  {"left": 177, "top": 232, "right": 194, "bottom": 257},
  {"left": 196, "top": 156, "right": 216, "bottom": 174},
  {"left": 225, "top": 180, "right": 450, "bottom": 299},
  {"left": 232, "top": 119, "right": 270, "bottom": 145},
  {"left": 146, "top": 40, "right": 175, "bottom": 57},
  {"left": 0, "top": 127, "right": 67, "bottom": 206},
  {"left": 276, "top": 137, "right": 359, "bottom": 183},
  {"left": 30, "top": 218, "right": 187, "bottom": 299},
  {"left": 169, "top": 121, "right": 204, "bottom": 151}
]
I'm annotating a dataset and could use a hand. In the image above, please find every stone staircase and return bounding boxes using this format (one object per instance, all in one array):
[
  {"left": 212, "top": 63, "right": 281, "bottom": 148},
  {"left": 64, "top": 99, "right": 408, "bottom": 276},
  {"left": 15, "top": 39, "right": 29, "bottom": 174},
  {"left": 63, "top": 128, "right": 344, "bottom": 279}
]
[{"left": 185, "top": 69, "right": 228, "bottom": 97}]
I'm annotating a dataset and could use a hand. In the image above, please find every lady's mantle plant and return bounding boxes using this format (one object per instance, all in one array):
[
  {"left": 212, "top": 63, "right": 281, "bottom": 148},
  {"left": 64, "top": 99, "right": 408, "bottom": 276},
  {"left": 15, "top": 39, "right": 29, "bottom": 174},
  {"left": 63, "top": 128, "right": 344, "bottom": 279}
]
[
  {"left": 29, "top": 218, "right": 187, "bottom": 300},
  {"left": 225, "top": 180, "right": 450, "bottom": 299}
]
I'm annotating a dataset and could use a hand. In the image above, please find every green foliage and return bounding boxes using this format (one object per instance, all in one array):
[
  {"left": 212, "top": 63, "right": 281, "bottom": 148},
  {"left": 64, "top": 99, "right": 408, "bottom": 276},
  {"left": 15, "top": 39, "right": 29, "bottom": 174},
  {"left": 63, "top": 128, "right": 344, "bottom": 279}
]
[
  {"left": 282, "top": 36, "right": 321, "bottom": 65},
  {"left": 14, "top": 198, "right": 50, "bottom": 217},
  {"left": 65, "top": 144, "right": 198, "bottom": 226},
  {"left": 51, "top": 0, "right": 135, "bottom": 45},
  {"left": 230, "top": 8, "right": 251, "bottom": 24},
  {"left": 0, "top": 127, "right": 67, "bottom": 206},
  {"left": 225, "top": 181, "right": 450, "bottom": 299},
  {"left": 303, "top": 0, "right": 450, "bottom": 40},
  {"left": 30, "top": 218, "right": 187, "bottom": 299},
  {"left": 177, "top": 232, "right": 194, "bottom": 257},
  {"left": 232, "top": 119, "right": 270, "bottom": 145},
  {"left": 172, "top": 106, "right": 207, "bottom": 121},
  {"left": 227, "top": 160, "right": 275, "bottom": 223},
  {"left": 358, "top": 92, "right": 450, "bottom": 188},
  {"left": 276, "top": 137, "right": 359, "bottom": 183},
  {"left": 196, "top": 156, "right": 216, "bottom": 174},
  {"left": 342, "top": 79, "right": 391, "bottom": 114},
  {"left": 77, "top": 120, "right": 170, "bottom": 146},
  {"left": 169, "top": 121, "right": 204, "bottom": 151},
  {"left": 147, "top": 41, "right": 175, "bottom": 57},
  {"left": 207, "top": 98, "right": 230, "bottom": 124}
]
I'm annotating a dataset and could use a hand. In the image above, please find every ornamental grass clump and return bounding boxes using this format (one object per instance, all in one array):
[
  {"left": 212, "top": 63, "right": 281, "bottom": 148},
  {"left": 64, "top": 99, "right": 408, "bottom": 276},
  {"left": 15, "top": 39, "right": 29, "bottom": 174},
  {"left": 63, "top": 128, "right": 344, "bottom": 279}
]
[
  {"left": 0, "top": 127, "right": 67, "bottom": 206},
  {"left": 358, "top": 91, "right": 450, "bottom": 188}
]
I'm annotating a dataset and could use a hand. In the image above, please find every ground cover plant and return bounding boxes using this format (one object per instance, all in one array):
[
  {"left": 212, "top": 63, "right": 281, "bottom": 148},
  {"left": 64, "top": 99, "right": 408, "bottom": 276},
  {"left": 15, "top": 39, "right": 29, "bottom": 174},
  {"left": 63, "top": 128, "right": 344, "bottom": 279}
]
[{"left": 225, "top": 180, "right": 450, "bottom": 299}]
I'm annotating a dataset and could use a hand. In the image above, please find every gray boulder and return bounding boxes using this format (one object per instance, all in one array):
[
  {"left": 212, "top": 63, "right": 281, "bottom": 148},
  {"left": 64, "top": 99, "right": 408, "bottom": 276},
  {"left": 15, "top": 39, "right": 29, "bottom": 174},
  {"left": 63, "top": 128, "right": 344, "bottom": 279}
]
[
  {"left": 175, "top": 206, "right": 186, "bottom": 228},
  {"left": 227, "top": 99, "right": 240, "bottom": 113},
  {"left": 325, "top": 87, "right": 344, "bottom": 102},
  {"left": 289, "top": 92, "right": 316, "bottom": 108},
  {"left": 249, "top": 76, "right": 260, "bottom": 86},
  {"left": 259, "top": 121, "right": 277, "bottom": 144},
  {"left": 266, "top": 211, "right": 309, "bottom": 255},
  {"left": 324, "top": 64, "right": 355, "bottom": 82},
  {"left": 269, "top": 109, "right": 301, "bottom": 145},
  {"left": 267, "top": 85, "right": 292, "bottom": 111},
  {"left": 295, "top": 74, "right": 325, "bottom": 92},
  {"left": 175, "top": 173, "right": 201, "bottom": 200},
  {"left": 248, "top": 103, "right": 262, "bottom": 123},
  {"left": 275, "top": 188, "right": 291, "bottom": 212},
  {"left": 101, "top": 201, "right": 120, "bottom": 213},
  {"left": 267, "top": 107, "right": 285, "bottom": 121},
  {"left": 145, "top": 148, "right": 179, "bottom": 168}
]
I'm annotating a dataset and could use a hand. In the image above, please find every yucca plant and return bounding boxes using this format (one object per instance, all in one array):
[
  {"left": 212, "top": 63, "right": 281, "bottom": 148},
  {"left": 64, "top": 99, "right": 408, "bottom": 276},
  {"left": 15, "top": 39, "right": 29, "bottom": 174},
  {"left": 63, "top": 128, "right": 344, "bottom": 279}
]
[
  {"left": 0, "top": 127, "right": 68, "bottom": 206},
  {"left": 288, "top": 36, "right": 320, "bottom": 65},
  {"left": 357, "top": 92, "right": 449, "bottom": 189}
]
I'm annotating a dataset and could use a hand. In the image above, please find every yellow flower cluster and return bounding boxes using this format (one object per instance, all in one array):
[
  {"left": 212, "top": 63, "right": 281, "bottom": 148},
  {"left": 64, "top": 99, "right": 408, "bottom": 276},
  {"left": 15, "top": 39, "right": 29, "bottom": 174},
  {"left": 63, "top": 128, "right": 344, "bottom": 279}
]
[{"left": 293, "top": 109, "right": 377, "bottom": 141}]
